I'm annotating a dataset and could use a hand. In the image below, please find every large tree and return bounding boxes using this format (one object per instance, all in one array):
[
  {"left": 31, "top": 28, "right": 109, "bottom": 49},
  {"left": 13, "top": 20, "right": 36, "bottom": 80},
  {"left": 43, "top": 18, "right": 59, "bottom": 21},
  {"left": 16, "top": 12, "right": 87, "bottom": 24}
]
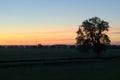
[{"left": 76, "top": 17, "right": 111, "bottom": 57}]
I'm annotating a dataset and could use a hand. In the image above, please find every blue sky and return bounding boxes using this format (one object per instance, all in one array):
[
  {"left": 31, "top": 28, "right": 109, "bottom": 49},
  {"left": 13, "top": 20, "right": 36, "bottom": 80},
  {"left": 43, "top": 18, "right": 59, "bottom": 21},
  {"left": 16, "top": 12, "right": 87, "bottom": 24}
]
[
  {"left": 0, "top": 0, "right": 120, "bottom": 45},
  {"left": 0, "top": 0, "right": 120, "bottom": 28}
]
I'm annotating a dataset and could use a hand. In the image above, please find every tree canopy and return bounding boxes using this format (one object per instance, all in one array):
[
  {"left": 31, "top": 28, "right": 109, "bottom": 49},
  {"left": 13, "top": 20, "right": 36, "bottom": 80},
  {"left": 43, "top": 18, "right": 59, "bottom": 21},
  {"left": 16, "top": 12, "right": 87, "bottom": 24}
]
[{"left": 76, "top": 17, "right": 111, "bottom": 57}]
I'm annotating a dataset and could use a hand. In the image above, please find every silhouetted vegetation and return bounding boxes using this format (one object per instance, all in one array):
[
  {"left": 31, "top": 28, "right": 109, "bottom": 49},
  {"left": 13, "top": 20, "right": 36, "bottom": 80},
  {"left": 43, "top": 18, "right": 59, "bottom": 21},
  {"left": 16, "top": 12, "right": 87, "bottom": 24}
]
[{"left": 76, "top": 17, "right": 111, "bottom": 58}]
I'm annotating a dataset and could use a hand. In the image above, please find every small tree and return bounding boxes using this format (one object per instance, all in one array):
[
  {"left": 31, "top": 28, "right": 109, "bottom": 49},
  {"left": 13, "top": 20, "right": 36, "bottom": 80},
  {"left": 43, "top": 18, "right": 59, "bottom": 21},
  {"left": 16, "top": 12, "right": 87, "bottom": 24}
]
[{"left": 76, "top": 17, "right": 111, "bottom": 58}]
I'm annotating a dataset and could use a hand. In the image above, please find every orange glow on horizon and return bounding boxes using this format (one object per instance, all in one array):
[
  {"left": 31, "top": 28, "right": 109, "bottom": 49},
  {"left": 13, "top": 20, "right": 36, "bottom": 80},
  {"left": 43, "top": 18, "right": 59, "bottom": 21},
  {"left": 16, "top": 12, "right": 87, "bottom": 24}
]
[
  {"left": 0, "top": 27, "right": 120, "bottom": 45},
  {"left": 0, "top": 28, "right": 76, "bottom": 45},
  {"left": 108, "top": 27, "right": 120, "bottom": 45}
]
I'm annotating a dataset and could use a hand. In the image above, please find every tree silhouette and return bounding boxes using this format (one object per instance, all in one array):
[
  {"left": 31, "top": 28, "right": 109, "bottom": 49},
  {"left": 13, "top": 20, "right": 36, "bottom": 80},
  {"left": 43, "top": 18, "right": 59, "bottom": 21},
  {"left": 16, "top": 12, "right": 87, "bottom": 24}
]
[{"left": 76, "top": 17, "right": 111, "bottom": 58}]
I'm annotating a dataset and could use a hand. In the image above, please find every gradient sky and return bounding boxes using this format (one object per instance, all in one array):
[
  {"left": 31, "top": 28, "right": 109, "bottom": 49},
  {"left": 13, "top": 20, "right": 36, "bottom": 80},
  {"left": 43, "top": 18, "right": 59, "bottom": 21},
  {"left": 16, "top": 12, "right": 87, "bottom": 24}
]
[{"left": 0, "top": 0, "right": 120, "bottom": 45}]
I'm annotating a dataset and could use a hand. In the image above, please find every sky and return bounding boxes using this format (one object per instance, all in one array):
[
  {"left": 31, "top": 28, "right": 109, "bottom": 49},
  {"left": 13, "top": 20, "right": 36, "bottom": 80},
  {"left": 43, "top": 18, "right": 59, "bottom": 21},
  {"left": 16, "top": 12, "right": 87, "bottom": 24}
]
[{"left": 0, "top": 0, "right": 120, "bottom": 45}]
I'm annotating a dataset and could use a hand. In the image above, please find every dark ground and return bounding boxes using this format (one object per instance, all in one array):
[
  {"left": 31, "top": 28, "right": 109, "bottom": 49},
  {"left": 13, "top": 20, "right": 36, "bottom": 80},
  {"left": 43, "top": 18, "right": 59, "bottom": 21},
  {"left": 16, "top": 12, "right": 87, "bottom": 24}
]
[
  {"left": 0, "top": 60, "right": 120, "bottom": 80},
  {"left": 0, "top": 48, "right": 120, "bottom": 80}
]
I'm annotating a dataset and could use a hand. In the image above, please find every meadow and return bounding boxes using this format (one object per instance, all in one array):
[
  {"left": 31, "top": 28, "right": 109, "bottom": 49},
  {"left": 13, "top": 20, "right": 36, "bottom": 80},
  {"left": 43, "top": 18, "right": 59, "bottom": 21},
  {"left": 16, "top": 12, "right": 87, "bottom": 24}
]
[
  {"left": 0, "top": 47, "right": 120, "bottom": 80},
  {"left": 0, "top": 47, "right": 120, "bottom": 61}
]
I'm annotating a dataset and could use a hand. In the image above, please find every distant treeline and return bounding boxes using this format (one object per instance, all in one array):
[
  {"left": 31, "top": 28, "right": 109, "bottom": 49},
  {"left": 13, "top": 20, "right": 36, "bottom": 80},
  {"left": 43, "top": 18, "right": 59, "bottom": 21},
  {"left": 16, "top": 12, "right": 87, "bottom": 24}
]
[
  {"left": 0, "top": 44, "right": 120, "bottom": 49},
  {"left": 0, "top": 44, "right": 76, "bottom": 49}
]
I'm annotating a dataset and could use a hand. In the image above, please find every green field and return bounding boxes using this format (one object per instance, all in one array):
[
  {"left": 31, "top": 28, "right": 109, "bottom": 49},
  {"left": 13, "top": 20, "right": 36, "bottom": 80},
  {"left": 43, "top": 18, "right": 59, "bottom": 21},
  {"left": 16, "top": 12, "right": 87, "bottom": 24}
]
[
  {"left": 0, "top": 48, "right": 120, "bottom": 60},
  {"left": 0, "top": 60, "right": 120, "bottom": 80},
  {"left": 0, "top": 48, "right": 120, "bottom": 80}
]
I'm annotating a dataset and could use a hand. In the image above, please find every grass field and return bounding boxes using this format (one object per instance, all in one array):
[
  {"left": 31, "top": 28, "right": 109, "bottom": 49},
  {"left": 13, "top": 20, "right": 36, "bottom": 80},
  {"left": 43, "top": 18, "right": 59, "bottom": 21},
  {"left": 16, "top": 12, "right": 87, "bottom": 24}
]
[
  {"left": 0, "top": 60, "right": 120, "bottom": 80},
  {"left": 0, "top": 48, "right": 120, "bottom": 80},
  {"left": 0, "top": 48, "right": 120, "bottom": 60}
]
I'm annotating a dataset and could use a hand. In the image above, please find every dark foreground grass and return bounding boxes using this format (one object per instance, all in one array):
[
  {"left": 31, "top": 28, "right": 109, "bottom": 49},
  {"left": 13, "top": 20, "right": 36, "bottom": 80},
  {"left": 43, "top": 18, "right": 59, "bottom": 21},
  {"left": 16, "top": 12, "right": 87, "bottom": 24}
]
[
  {"left": 0, "top": 60, "right": 120, "bottom": 80},
  {"left": 0, "top": 48, "right": 120, "bottom": 80},
  {"left": 0, "top": 48, "right": 120, "bottom": 61}
]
